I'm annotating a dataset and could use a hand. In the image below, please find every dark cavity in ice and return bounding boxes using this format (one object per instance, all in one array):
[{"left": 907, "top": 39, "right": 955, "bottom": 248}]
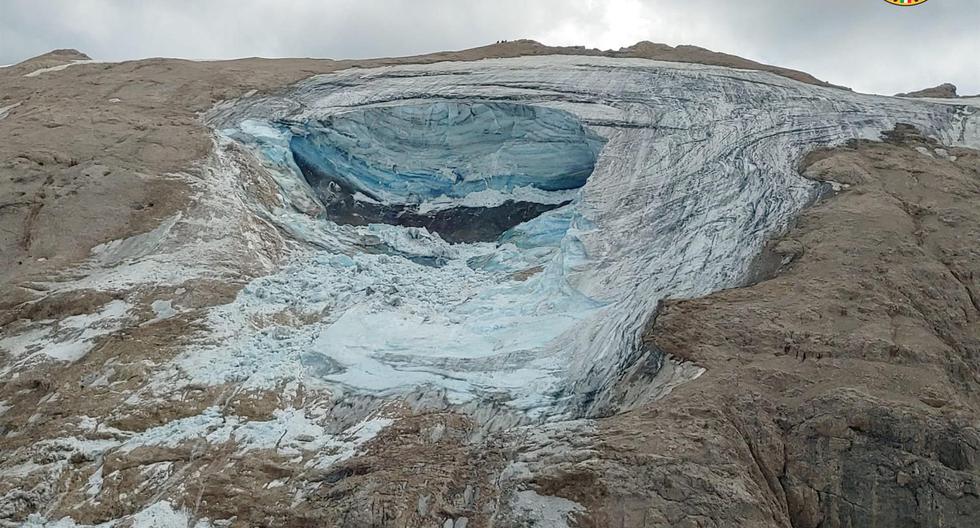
[{"left": 287, "top": 101, "right": 604, "bottom": 243}]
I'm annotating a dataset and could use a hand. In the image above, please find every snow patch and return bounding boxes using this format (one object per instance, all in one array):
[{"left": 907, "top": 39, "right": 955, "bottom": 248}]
[
  {"left": 118, "top": 406, "right": 392, "bottom": 466},
  {"left": 24, "top": 60, "right": 100, "bottom": 77},
  {"left": 144, "top": 299, "right": 177, "bottom": 325},
  {"left": 0, "top": 299, "right": 132, "bottom": 367},
  {"left": 90, "top": 214, "right": 182, "bottom": 266},
  {"left": 129, "top": 500, "right": 205, "bottom": 528},
  {"left": 23, "top": 499, "right": 213, "bottom": 528},
  {"left": 0, "top": 101, "right": 21, "bottom": 120},
  {"left": 510, "top": 490, "right": 583, "bottom": 528},
  {"left": 85, "top": 466, "right": 104, "bottom": 499},
  {"left": 3, "top": 461, "right": 50, "bottom": 478}
]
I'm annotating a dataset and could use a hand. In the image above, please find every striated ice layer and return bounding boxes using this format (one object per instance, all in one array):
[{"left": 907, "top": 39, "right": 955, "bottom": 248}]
[
  {"left": 196, "top": 56, "right": 977, "bottom": 420},
  {"left": 290, "top": 101, "right": 604, "bottom": 204},
  {"left": 280, "top": 102, "right": 605, "bottom": 243}
]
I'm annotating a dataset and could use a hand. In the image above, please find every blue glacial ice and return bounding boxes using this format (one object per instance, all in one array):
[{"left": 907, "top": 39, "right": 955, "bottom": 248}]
[
  {"left": 276, "top": 102, "right": 605, "bottom": 243},
  {"left": 184, "top": 55, "right": 979, "bottom": 421},
  {"left": 289, "top": 101, "right": 605, "bottom": 204}
]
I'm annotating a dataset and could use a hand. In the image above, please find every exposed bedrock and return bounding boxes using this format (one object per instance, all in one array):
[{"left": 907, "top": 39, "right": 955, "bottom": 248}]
[{"left": 288, "top": 101, "right": 603, "bottom": 242}]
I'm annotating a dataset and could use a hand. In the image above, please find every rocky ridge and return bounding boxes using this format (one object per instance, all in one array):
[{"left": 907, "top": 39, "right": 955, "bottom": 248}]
[{"left": 898, "top": 83, "right": 961, "bottom": 99}]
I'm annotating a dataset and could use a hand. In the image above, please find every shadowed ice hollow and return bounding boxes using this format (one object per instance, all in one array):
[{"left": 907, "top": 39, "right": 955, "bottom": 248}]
[
  {"left": 287, "top": 102, "right": 604, "bottom": 243},
  {"left": 291, "top": 102, "right": 604, "bottom": 203}
]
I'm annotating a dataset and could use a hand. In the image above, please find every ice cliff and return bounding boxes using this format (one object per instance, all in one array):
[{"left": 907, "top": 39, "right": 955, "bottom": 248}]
[{"left": 287, "top": 101, "right": 604, "bottom": 243}]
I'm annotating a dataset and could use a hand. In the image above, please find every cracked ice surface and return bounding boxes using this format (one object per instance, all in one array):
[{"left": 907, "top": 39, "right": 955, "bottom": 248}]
[{"left": 188, "top": 55, "right": 978, "bottom": 419}]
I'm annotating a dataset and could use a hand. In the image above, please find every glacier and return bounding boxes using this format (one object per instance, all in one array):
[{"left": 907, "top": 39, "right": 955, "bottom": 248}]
[{"left": 183, "top": 55, "right": 977, "bottom": 423}]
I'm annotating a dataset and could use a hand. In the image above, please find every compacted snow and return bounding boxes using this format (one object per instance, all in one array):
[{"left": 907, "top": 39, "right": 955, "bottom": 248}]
[{"left": 192, "top": 55, "right": 977, "bottom": 421}]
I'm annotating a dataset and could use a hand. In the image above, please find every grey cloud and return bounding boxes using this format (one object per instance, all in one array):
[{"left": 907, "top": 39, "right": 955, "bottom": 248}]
[{"left": 1, "top": 0, "right": 977, "bottom": 95}]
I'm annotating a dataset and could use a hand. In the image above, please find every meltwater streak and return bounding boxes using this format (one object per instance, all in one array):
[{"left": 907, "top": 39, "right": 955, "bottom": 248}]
[{"left": 199, "top": 55, "right": 977, "bottom": 421}]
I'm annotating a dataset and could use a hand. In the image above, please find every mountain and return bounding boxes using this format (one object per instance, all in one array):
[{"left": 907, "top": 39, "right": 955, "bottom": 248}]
[{"left": 1, "top": 42, "right": 978, "bottom": 528}]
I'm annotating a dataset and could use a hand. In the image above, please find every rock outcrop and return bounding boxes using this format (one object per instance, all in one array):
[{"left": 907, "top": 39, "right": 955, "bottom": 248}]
[
  {"left": 897, "top": 83, "right": 960, "bottom": 98},
  {"left": 403, "top": 39, "right": 844, "bottom": 89},
  {"left": 8, "top": 48, "right": 91, "bottom": 73}
]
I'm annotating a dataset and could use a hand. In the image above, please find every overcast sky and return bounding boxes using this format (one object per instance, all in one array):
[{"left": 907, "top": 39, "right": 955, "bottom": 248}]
[{"left": 1, "top": 0, "right": 977, "bottom": 95}]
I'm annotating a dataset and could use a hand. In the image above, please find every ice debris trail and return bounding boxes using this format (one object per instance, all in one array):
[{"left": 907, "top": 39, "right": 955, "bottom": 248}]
[{"left": 185, "top": 55, "right": 979, "bottom": 419}]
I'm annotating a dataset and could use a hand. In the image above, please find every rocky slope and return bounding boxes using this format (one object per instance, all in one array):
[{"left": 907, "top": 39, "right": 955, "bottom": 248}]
[
  {"left": 0, "top": 43, "right": 978, "bottom": 527},
  {"left": 634, "top": 125, "right": 980, "bottom": 527}
]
